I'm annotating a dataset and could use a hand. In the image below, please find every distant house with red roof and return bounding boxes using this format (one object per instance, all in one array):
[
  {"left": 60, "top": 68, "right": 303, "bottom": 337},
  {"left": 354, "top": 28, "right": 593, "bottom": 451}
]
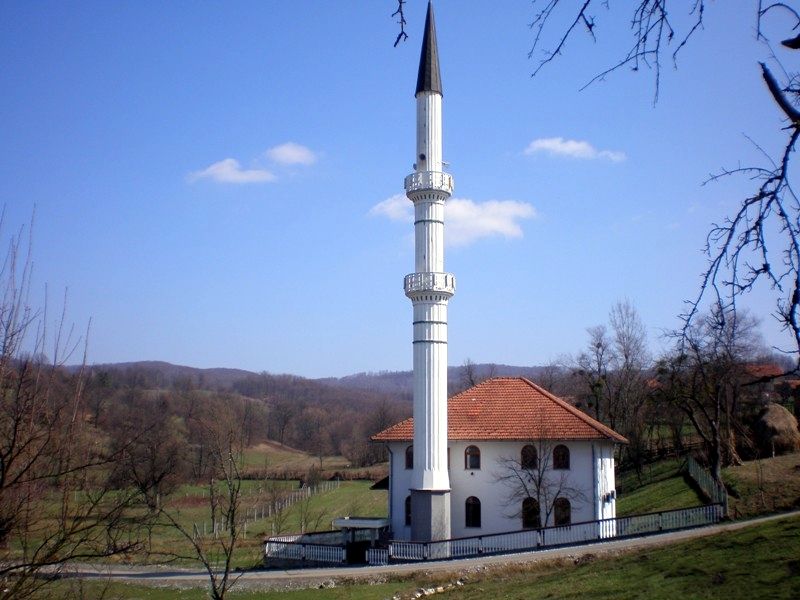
[{"left": 372, "top": 377, "right": 627, "bottom": 539}]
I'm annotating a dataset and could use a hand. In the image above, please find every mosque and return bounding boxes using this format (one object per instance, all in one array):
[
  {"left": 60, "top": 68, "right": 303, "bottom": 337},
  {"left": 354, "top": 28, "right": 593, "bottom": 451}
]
[{"left": 371, "top": 1, "right": 626, "bottom": 543}]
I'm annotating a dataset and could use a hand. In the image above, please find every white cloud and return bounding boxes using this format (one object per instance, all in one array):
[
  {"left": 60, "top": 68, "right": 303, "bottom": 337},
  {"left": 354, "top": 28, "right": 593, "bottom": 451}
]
[
  {"left": 369, "top": 194, "right": 412, "bottom": 222},
  {"left": 266, "top": 142, "right": 317, "bottom": 166},
  {"left": 188, "top": 158, "right": 276, "bottom": 184},
  {"left": 447, "top": 199, "right": 536, "bottom": 246},
  {"left": 524, "top": 137, "right": 626, "bottom": 162},
  {"left": 370, "top": 195, "right": 536, "bottom": 246}
]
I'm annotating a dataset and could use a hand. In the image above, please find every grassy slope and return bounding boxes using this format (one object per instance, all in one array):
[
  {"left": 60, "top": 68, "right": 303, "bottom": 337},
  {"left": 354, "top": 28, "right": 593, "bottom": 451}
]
[
  {"left": 723, "top": 452, "right": 800, "bottom": 518},
  {"left": 439, "top": 514, "right": 800, "bottom": 600},
  {"left": 140, "top": 481, "right": 387, "bottom": 569},
  {"left": 54, "top": 514, "right": 800, "bottom": 599},
  {"left": 616, "top": 459, "right": 704, "bottom": 516},
  {"left": 242, "top": 442, "right": 350, "bottom": 472}
]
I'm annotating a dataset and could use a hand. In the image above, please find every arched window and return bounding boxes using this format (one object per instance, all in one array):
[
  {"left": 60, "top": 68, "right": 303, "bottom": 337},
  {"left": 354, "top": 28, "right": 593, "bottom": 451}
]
[
  {"left": 404, "top": 495, "right": 412, "bottom": 526},
  {"left": 465, "top": 496, "right": 481, "bottom": 528},
  {"left": 522, "top": 497, "right": 541, "bottom": 529},
  {"left": 465, "top": 445, "right": 481, "bottom": 470},
  {"left": 554, "top": 498, "right": 571, "bottom": 526},
  {"left": 553, "top": 444, "right": 570, "bottom": 470},
  {"left": 521, "top": 444, "right": 538, "bottom": 470},
  {"left": 405, "top": 445, "right": 413, "bottom": 470}
]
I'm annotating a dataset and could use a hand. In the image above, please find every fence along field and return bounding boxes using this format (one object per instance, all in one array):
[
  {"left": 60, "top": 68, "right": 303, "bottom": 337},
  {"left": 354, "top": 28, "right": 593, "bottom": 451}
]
[
  {"left": 265, "top": 504, "right": 724, "bottom": 565},
  {"left": 149, "top": 478, "right": 386, "bottom": 567}
]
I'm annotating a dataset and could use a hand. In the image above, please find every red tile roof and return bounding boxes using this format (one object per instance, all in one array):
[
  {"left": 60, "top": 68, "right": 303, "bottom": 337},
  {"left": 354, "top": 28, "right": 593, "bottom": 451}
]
[
  {"left": 744, "top": 363, "right": 784, "bottom": 379},
  {"left": 372, "top": 377, "right": 627, "bottom": 444}
]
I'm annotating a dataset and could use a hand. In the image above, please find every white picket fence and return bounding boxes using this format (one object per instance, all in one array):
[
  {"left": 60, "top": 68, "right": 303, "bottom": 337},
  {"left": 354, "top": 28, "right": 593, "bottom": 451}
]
[
  {"left": 265, "top": 540, "right": 346, "bottom": 564},
  {"left": 262, "top": 504, "right": 723, "bottom": 566},
  {"left": 367, "top": 548, "right": 389, "bottom": 565},
  {"left": 388, "top": 504, "right": 724, "bottom": 562}
]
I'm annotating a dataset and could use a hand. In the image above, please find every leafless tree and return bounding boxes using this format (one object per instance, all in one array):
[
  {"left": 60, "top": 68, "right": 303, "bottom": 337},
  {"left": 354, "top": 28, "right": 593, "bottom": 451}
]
[
  {"left": 657, "top": 309, "right": 764, "bottom": 481},
  {"left": 157, "top": 407, "right": 246, "bottom": 600},
  {"left": 0, "top": 219, "right": 151, "bottom": 599},
  {"left": 108, "top": 398, "right": 190, "bottom": 514},
  {"left": 392, "top": 0, "right": 409, "bottom": 47},
  {"left": 296, "top": 494, "right": 330, "bottom": 535},
  {"left": 575, "top": 301, "right": 651, "bottom": 428},
  {"left": 575, "top": 325, "right": 612, "bottom": 424},
  {"left": 296, "top": 406, "right": 331, "bottom": 467},
  {"left": 495, "top": 428, "right": 587, "bottom": 528},
  {"left": 341, "top": 397, "right": 399, "bottom": 466},
  {"left": 458, "top": 358, "right": 495, "bottom": 393},
  {"left": 574, "top": 302, "right": 652, "bottom": 473},
  {"left": 264, "top": 481, "right": 290, "bottom": 537},
  {"left": 530, "top": 358, "right": 569, "bottom": 396},
  {"left": 608, "top": 301, "right": 652, "bottom": 470}
]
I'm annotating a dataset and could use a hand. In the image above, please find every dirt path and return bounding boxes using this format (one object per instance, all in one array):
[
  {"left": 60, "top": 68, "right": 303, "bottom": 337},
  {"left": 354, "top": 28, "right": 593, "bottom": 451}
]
[{"left": 63, "top": 510, "right": 800, "bottom": 592}]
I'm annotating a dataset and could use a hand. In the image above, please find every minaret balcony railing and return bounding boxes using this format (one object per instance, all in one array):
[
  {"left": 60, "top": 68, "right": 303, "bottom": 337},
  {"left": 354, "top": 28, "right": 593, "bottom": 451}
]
[
  {"left": 404, "top": 272, "right": 456, "bottom": 297},
  {"left": 404, "top": 171, "right": 454, "bottom": 196}
]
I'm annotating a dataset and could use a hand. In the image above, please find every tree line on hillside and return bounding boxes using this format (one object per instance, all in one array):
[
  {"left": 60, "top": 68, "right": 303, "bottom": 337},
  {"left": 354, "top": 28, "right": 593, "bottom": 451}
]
[
  {"left": 0, "top": 354, "right": 268, "bottom": 599},
  {"left": 0, "top": 222, "right": 408, "bottom": 599},
  {"left": 81, "top": 366, "right": 409, "bottom": 471},
  {"left": 514, "top": 301, "right": 800, "bottom": 483},
  {"left": 2, "top": 349, "right": 400, "bottom": 598}
]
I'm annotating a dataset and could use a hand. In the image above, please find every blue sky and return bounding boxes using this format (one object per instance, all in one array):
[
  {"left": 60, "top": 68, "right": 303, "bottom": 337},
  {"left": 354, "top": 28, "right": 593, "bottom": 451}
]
[{"left": 0, "top": 1, "right": 792, "bottom": 377}]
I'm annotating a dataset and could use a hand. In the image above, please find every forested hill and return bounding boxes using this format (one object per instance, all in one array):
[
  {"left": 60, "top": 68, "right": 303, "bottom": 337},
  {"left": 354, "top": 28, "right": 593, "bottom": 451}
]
[
  {"left": 81, "top": 360, "right": 406, "bottom": 409},
  {"left": 84, "top": 360, "right": 258, "bottom": 391},
  {"left": 318, "top": 363, "right": 545, "bottom": 396},
  {"left": 78, "top": 360, "right": 410, "bottom": 466},
  {"left": 81, "top": 360, "right": 546, "bottom": 398}
]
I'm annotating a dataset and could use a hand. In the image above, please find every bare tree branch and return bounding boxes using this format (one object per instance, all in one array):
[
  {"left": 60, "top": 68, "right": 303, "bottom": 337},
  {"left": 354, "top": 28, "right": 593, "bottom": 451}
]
[
  {"left": 392, "top": 0, "right": 409, "bottom": 47},
  {"left": 528, "top": 1, "right": 705, "bottom": 101}
]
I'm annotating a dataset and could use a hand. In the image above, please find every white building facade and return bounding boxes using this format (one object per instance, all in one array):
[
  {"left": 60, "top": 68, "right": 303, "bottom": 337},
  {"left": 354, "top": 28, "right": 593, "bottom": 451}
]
[{"left": 374, "top": 377, "right": 626, "bottom": 540}]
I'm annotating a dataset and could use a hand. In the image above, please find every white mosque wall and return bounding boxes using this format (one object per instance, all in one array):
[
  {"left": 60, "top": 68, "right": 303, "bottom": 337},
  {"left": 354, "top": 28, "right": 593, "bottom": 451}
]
[{"left": 387, "top": 439, "right": 618, "bottom": 541}]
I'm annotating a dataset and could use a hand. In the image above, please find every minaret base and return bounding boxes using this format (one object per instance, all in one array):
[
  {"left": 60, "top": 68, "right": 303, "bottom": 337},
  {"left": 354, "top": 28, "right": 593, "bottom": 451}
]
[{"left": 411, "top": 489, "right": 451, "bottom": 545}]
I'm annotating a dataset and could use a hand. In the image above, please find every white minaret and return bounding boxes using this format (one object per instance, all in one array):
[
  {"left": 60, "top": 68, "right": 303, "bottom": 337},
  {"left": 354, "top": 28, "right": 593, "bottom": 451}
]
[{"left": 405, "top": 1, "right": 454, "bottom": 543}]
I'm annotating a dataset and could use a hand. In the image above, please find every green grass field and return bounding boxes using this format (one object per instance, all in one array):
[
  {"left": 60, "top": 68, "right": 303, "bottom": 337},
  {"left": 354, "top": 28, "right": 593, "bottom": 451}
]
[
  {"left": 616, "top": 459, "right": 704, "bottom": 515},
  {"left": 50, "top": 514, "right": 800, "bottom": 599},
  {"left": 135, "top": 480, "right": 387, "bottom": 569},
  {"left": 615, "top": 452, "right": 800, "bottom": 520}
]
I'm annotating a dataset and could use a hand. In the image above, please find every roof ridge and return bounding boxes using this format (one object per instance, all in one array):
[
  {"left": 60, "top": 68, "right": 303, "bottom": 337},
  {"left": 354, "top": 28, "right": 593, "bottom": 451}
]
[
  {"left": 518, "top": 377, "right": 628, "bottom": 444},
  {"left": 371, "top": 376, "right": 629, "bottom": 444},
  {"left": 448, "top": 376, "right": 521, "bottom": 399}
]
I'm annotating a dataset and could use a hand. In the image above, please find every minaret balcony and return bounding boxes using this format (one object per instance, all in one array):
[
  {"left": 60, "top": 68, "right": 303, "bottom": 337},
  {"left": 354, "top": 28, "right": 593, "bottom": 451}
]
[
  {"left": 404, "top": 171, "right": 454, "bottom": 196},
  {"left": 404, "top": 272, "right": 456, "bottom": 298}
]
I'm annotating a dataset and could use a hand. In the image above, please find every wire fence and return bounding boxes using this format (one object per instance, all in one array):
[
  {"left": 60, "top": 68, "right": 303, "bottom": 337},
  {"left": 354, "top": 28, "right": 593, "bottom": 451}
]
[
  {"left": 191, "top": 480, "right": 341, "bottom": 539},
  {"left": 686, "top": 456, "right": 728, "bottom": 516}
]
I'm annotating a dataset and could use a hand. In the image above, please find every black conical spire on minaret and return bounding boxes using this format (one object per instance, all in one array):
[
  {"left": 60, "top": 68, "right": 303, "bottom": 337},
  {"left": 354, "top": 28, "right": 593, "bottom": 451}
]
[{"left": 415, "top": 2, "right": 442, "bottom": 96}]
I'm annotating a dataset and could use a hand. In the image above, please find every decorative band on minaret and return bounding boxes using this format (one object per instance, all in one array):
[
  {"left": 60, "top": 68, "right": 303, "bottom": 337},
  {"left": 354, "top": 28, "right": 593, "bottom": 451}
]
[{"left": 405, "top": 1, "right": 453, "bottom": 543}]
